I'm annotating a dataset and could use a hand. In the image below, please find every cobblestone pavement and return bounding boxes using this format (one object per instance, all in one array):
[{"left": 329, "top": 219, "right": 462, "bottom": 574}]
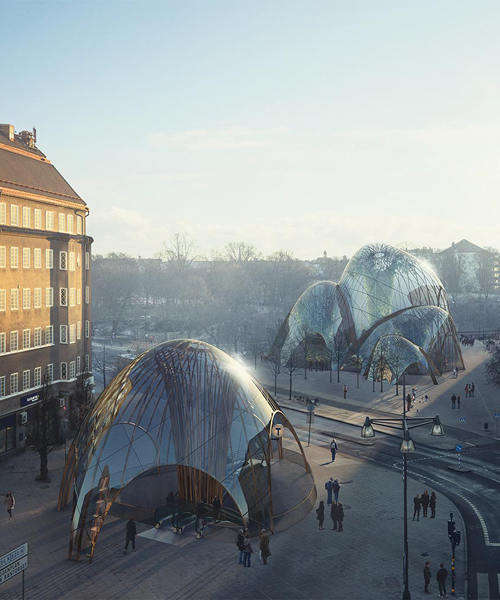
[{"left": 0, "top": 437, "right": 465, "bottom": 600}]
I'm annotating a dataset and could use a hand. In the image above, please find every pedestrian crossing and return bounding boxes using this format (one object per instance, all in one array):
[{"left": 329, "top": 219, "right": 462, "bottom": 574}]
[{"left": 469, "top": 572, "right": 500, "bottom": 599}]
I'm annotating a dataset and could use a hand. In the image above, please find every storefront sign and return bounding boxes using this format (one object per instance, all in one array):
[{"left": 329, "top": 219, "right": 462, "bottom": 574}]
[{"left": 20, "top": 393, "right": 40, "bottom": 408}]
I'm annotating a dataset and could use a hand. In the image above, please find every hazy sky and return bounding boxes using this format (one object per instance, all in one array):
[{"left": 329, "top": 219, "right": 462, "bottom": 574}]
[{"left": 2, "top": 0, "right": 499, "bottom": 258}]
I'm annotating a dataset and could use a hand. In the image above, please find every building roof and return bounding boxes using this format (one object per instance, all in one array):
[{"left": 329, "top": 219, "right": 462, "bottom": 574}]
[
  {"left": 440, "top": 239, "right": 487, "bottom": 255},
  {"left": 0, "top": 127, "right": 86, "bottom": 206}
]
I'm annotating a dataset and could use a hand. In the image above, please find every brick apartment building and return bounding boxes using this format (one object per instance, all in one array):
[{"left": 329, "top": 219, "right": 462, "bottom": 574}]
[{"left": 0, "top": 123, "right": 92, "bottom": 456}]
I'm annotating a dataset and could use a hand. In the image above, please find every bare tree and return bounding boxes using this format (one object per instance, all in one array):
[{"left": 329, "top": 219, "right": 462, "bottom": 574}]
[
  {"left": 92, "top": 343, "right": 115, "bottom": 389},
  {"left": 485, "top": 347, "right": 500, "bottom": 387},
  {"left": 283, "top": 348, "right": 300, "bottom": 400},
  {"left": 476, "top": 250, "right": 497, "bottom": 300},
  {"left": 331, "top": 332, "right": 348, "bottom": 383},
  {"left": 348, "top": 350, "right": 364, "bottom": 389},
  {"left": 383, "top": 337, "right": 407, "bottom": 396},
  {"left": 27, "top": 373, "right": 63, "bottom": 481},
  {"left": 159, "top": 233, "right": 197, "bottom": 270},
  {"left": 69, "top": 372, "right": 95, "bottom": 434},
  {"left": 224, "top": 241, "right": 261, "bottom": 262}
]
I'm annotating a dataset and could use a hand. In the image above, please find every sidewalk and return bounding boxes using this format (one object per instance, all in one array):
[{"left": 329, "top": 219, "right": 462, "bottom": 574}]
[{"left": 0, "top": 435, "right": 465, "bottom": 599}]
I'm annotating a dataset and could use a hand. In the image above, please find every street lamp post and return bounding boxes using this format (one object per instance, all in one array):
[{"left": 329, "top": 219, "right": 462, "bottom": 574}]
[{"left": 361, "top": 413, "right": 444, "bottom": 600}]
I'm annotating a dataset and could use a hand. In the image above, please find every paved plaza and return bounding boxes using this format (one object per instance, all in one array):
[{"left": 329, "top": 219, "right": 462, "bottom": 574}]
[{"left": 0, "top": 430, "right": 465, "bottom": 600}]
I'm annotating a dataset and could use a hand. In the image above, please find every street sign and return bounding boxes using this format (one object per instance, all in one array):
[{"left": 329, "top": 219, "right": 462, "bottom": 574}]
[
  {"left": 307, "top": 403, "right": 315, "bottom": 412},
  {"left": 0, "top": 542, "right": 28, "bottom": 586},
  {"left": 455, "top": 444, "right": 462, "bottom": 453},
  {"left": 495, "top": 413, "right": 500, "bottom": 419},
  {"left": 459, "top": 417, "right": 466, "bottom": 423},
  {"left": 271, "top": 424, "right": 284, "bottom": 438}
]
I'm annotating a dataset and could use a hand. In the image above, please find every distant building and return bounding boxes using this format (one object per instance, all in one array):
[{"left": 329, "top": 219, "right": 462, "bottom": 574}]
[{"left": 0, "top": 123, "right": 92, "bottom": 456}]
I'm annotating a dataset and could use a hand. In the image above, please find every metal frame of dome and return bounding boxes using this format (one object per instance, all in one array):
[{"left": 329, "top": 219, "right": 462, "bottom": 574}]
[{"left": 58, "top": 340, "right": 316, "bottom": 562}]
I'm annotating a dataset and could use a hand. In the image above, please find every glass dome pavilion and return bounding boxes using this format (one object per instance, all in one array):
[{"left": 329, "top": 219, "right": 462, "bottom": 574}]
[
  {"left": 273, "top": 243, "right": 464, "bottom": 383},
  {"left": 58, "top": 340, "right": 316, "bottom": 561}
]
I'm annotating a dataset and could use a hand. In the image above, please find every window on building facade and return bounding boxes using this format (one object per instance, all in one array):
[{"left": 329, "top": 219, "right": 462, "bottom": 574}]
[
  {"left": 60, "top": 325, "right": 68, "bottom": 344},
  {"left": 22, "top": 207, "right": 30, "bottom": 228},
  {"left": 60, "top": 251, "right": 67, "bottom": 270},
  {"left": 22, "top": 370, "right": 30, "bottom": 391},
  {"left": 76, "top": 216, "right": 82, "bottom": 234},
  {"left": 60, "top": 288, "right": 68, "bottom": 307},
  {"left": 45, "top": 364, "right": 53, "bottom": 383},
  {"left": 34, "top": 327, "right": 42, "bottom": 347},
  {"left": 76, "top": 356, "right": 81, "bottom": 374},
  {"left": 77, "top": 320, "right": 81, "bottom": 339},
  {"left": 85, "top": 320, "right": 90, "bottom": 338},
  {"left": 23, "top": 329, "right": 30, "bottom": 349},
  {"left": 34, "top": 367, "right": 41, "bottom": 387},
  {"left": 67, "top": 215, "right": 74, "bottom": 234},
  {"left": 34, "top": 248, "right": 41, "bottom": 268},
  {"left": 69, "top": 288, "right": 75, "bottom": 306},
  {"left": 84, "top": 355, "right": 89, "bottom": 372},
  {"left": 69, "top": 361, "right": 76, "bottom": 380},
  {"left": 10, "top": 373, "right": 18, "bottom": 394},
  {"left": 10, "top": 331, "right": 18, "bottom": 352},
  {"left": 34, "top": 209, "right": 42, "bottom": 229},
  {"left": 34, "top": 288, "right": 42, "bottom": 308},
  {"left": 0, "top": 290, "right": 5, "bottom": 312},
  {"left": 69, "top": 252, "right": 75, "bottom": 271},
  {"left": 11, "top": 205, "right": 19, "bottom": 226},
  {"left": 46, "top": 287, "right": 53, "bottom": 307},
  {"left": 0, "top": 246, "right": 5, "bottom": 268},
  {"left": 0, "top": 333, "right": 5, "bottom": 354},
  {"left": 61, "top": 362, "right": 68, "bottom": 381},
  {"left": 85, "top": 286, "right": 90, "bottom": 304},
  {"left": 70, "top": 324, "right": 76, "bottom": 344},
  {"left": 58, "top": 213, "right": 65, "bottom": 233},
  {"left": 10, "top": 289, "right": 19, "bottom": 311},
  {"left": 46, "top": 249, "right": 53, "bottom": 269},
  {"left": 0, "top": 376, "right": 5, "bottom": 398},
  {"left": 10, "top": 247, "right": 18, "bottom": 268},
  {"left": 45, "top": 326, "right": 53, "bottom": 345},
  {"left": 85, "top": 252, "right": 90, "bottom": 270},
  {"left": 0, "top": 203, "right": 5, "bottom": 225},
  {"left": 77, "top": 288, "right": 81, "bottom": 305},
  {"left": 46, "top": 211, "right": 54, "bottom": 231},
  {"left": 22, "top": 248, "right": 30, "bottom": 269},
  {"left": 22, "top": 288, "right": 30, "bottom": 309}
]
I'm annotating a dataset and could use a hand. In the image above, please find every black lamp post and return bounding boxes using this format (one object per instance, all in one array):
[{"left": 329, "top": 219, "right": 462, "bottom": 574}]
[{"left": 361, "top": 413, "right": 444, "bottom": 600}]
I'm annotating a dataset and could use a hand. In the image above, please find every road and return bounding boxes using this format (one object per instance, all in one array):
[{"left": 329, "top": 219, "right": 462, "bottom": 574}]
[{"left": 287, "top": 409, "right": 500, "bottom": 600}]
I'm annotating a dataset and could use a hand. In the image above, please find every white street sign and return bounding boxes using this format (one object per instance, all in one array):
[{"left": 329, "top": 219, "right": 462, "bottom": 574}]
[
  {"left": 0, "top": 556, "right": 28, "bottom": 584},
  {"left": 0, "top": 543, "right": 28, "bottom": 570}
]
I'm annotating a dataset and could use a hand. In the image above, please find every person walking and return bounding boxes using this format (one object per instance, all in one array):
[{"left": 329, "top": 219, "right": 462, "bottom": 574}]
[
  {"left": 337, "top": 502, "right": 344, "bottom": 532},
  {"left": 123, "top": 516, "right": 137, "bottom": 554},
  {"left": 451, "top": 394, "right": 456, "bottom": 409},
  {"left": 471, "top": 382, "right": 475, "bottom": 397},
  {"left": 330, "top": 501, "right": 338, "bottom": 530},
  {"left": 343, "top": 384, "right": 348, "bottom": 399},
  {"left": 406, "top": 393, "right": 412, "bottom": 412},
  {"left": 413, "top": 493, "right": 421, "bottom": 521},
  {"left": 259, "top": 528, "right": 270, "bottom": 564},
  {"left": 457, "top": 395, "right": 461, "bottom": 409},
  {"left": 212, "top": 495, "right": 221, "bottom": 522},
  {"left": 330, "top": 439, "right": 338, "bottom": 462},
  {"left": 316, "top": 501, "right": 325, "bottom": 530},
  {"left": 332, "top": 479, "right": 341, "bottom": 504},
  {"left": 325, "top": 478, "right": 334, "bottom": 505},
  {"left": 237, "top": 529, "right": 245, "bottom": 565},
  {"left": 430, "top": 492, "right": 437, "bottom": 518},
  {"left": 242, "top": 533, "right": 253, "bottom": 567},
  {"left": 436, "top": 563, "right": 448, "bottom": 597},
  {"left": 3, "top": 491, "right": 15, "bottom": 519},
  {"left": 465, "top": 384, "right": 469, "bottom": 398},
  {"left": 423, "top": 561, "right": 432, "bottom": 594},
  {"left": 421, "top": 490, "right": 430, "bottom": 517}
]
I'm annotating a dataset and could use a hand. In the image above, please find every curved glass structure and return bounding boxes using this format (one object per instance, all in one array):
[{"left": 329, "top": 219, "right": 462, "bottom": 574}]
[
  {"left": 58, "top": 340, "right": 316, "bottom": 561},
  {"left": 273, "top": 243, "right": 464, "bottom": 381}
]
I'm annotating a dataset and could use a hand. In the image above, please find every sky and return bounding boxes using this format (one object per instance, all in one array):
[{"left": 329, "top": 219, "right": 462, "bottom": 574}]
[{"left": 2, "top": 0, "right": 500, "bottom": 259}]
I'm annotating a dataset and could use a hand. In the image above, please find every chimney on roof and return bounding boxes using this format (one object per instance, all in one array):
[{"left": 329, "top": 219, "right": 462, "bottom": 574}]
[
  {"left": 20, "top": 130, "right": 36, "bottom": 148},
  {"left": 0, "top": 124, "right": 15, "bottom": 142}
]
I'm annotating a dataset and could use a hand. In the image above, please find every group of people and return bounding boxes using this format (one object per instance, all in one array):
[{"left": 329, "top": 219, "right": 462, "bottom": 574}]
[
  {"left": 236, "top": 528, "right": 270, "bottom": 567},
  {"left": 316, "top": 500, "right": 344, "bottom": 531},
  {"left": 459, "top": 335, "right": 475, "bottom": 347},
  {"left": 450, "top": 394, "right": 461, "bottom": 409},
  {"left": 464, "top": 382, "right": 475, "bottom": 397},
  {"left": 413, "top": 490, "right": 437, "bottom": 520},
  {"left": 423, "top": 561, "right": 449, "bottom": 597}
]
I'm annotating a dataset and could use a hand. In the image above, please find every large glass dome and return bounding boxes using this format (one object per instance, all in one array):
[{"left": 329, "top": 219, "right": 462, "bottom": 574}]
[{"left": 58, "top": 340, "right": 316, "bottom": 561}]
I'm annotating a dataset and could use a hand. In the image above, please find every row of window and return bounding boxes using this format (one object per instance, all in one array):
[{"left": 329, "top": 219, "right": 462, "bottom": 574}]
[
  {"left": 0, "top": 248, "right": 90, "bottom": 271},
  {"left": 0, "top": 321, "right": 90, "bottom": 354},
  {"left": 0, "top": 356, "right": 90, "bottom": 398},
  {"left": 0, "top": 203, "right": 83, "bottom": 235},
  {"left": 0, "top": 286, "right": 90, "bottom": 310}
]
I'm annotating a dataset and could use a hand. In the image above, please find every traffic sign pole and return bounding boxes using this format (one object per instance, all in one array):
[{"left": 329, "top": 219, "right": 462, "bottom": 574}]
[
  {"left": 455, "top": 444, "right": 462, "bottom": 470},
  {"left": 495, "top": 413, "right": 499, "bottom": 438},
  {"left": 459, "top": 416, "right": 465, "bottom": 445}
]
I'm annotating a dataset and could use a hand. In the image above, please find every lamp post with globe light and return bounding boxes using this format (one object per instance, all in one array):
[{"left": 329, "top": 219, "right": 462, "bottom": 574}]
[{"left": 361, "top": 414, "right": 444, "bottom": 600}]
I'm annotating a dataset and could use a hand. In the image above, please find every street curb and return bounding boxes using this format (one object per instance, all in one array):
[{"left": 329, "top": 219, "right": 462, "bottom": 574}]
[{"left": 448, "top": 466, "right": 472, "bottom": 473}]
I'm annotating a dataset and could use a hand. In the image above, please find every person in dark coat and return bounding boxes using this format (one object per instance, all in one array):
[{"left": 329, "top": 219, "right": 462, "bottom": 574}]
[
  {"left": 421, "top": 490, "right": 430, "bottom": 517},
  {"left": 259, "top": 529, "right": 270, "bottom": 564},
  {"left": 212, "top": 496, "right": 221, "bottom": 522},
  {"left": 325, "top": 478, "right": 334, "bottom": 505},
  {"left": 330, "top": 501, "right": 338, "bottom": 530},
  {"left": 423, "top": 561, "right": 432, "bottom": 594},
  {"left": 330, "top": 439, "right": 338, "bottom": 462},
  {"left": 436, "top": 563, "right": 448, "bottom": 597},
  {"left": 332, "top": 479, "right": 341, "bottom": 503},
  {"left": 316, "top": 501, "right": 325, "bottom": 530},
  {"left": 406, "top": 394, "right": 412, "bottom": 412},
  {"left": 451, "top": 394, "right": 456, "bottom": 409},
  {"left": 336, "top": 502, "right": 344, "bottom": 532},
  {"left": 237, "top": 529, "right": 245, "bottom": 564},
  {"left": 123, "top": 516, "right": 137, "bottom": 553},
  {"left": 465, "top": 384, "right": 469, "bottom": 398},
  {"left": 413, "top": 494, "right": 421, "bottom": 521},
  {"left": 471, "top": 382, "right": 475, "bottom": 397},
  {"left": 457, "top": 395, "right": 461, "bottom": 409},
  {"left": 430, "top": 492, "right": 437, "bottom": 518}
]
